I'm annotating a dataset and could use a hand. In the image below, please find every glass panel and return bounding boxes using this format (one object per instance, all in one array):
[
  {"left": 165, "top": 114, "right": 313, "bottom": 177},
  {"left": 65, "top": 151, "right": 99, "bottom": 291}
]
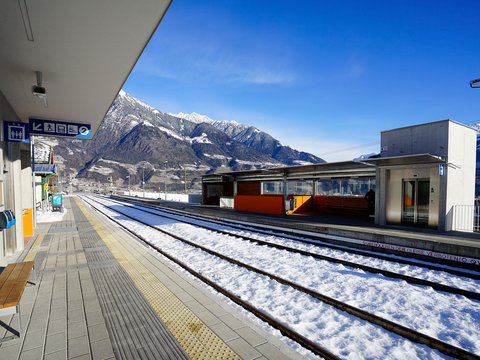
[
  {"left": 417, "top": 181, "right": 430, "bottom": 225},
  {"left": 287, "top": 180, "right": 313, "bottom": 195},
  {"left": 317, "top": 179, "right": 341, "bottom": 195},
  {"left": 402, "top": 180, "right": 416, "bottom": 224},
  {"left": 262, "top": 181, "right": 283, "bottom": 194},
  {"left": 402, "top": 179, "right": 430, "bottom": 226},
  {"left": 316, "top": 177, "right": 375, "bottom": 196}
]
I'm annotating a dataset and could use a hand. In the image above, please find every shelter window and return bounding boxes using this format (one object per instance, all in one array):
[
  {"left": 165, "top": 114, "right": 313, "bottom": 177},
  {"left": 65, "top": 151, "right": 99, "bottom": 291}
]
[
  {"left": 261, "top": 181, "right": 283, "bottom": 195},
  {"left": 316, "top": 177, "right": 375, "bottom": 196},
  {"left": 207, "top": 185, "right": 222, "bottom": 197},
  {"left": 287, "top": 180, "right": 313, "bottom": 195}
]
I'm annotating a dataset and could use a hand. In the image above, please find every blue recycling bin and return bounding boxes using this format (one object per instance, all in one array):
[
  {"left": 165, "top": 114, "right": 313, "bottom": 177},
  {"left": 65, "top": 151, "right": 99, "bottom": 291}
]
[
  {"left": 51, "top": 194, "right": 63, "bottom": 212},
  {"left": 0, "top": 210, "right": 16, "bottom": 230}
]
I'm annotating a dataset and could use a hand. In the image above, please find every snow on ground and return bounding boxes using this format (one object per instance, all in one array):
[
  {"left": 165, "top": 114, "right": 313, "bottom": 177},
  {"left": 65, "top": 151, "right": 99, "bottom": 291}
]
[
  {"left": 83, "top": 196, "right": 477, "bottom": 359},
  {"left": 116, "top": 200, "right": 480, "bottom": 292},
  {"left": 87, "top": 165, "right": 114, "bottom": 175},
  {"left": 157, "top": 125, "right": 184, "bottom": 140},
  {"left": 36, "top": 207, "right": 67, "bottom": 223},
  {"left": 188, "top": 133, "right": 213, "bottom": 144},
  {"left": 116, "top": 203, "right": 480, "bottom": 354}
]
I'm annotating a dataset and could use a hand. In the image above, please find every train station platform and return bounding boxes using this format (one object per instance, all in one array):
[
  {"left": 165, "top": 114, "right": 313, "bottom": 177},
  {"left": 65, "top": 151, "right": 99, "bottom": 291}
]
[{"left": 0, "top": 197, "right": 302, "bottom": 360}]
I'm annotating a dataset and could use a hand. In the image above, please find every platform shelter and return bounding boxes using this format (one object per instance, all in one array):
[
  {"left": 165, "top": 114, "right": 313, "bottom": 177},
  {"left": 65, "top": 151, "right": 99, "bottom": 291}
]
[{"left": 202, "top": 119, "right": 477, "bottom": 232}]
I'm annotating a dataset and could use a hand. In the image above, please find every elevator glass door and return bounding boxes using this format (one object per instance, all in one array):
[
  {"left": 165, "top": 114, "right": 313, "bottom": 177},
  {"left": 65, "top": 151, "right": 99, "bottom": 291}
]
[{"left": 402, "top": 179, "right": 429, "bottom": 226}]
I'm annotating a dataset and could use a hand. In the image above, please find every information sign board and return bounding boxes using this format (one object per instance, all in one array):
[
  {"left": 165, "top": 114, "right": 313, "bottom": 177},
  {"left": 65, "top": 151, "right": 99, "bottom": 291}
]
[
  {"left": 29, "top": 118, "right": 91, "bottom": 139},
  {"left": 438, "top": 164, "right": 445, "bottom": 176},
  {"left": 3, "top": 121, "right": 29, "bottom": 143}
]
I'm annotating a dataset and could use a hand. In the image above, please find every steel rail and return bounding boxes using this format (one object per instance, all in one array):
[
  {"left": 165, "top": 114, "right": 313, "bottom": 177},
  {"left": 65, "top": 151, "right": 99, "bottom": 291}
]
[
  {"left": 106, "top": 195, "right": 480, "bottom": 300},
  {"left": 85, "top": 195, "right": 480, "bottom": 360},
  {"left": 112, "top": 194, "right": 480, "bottom": 280}
]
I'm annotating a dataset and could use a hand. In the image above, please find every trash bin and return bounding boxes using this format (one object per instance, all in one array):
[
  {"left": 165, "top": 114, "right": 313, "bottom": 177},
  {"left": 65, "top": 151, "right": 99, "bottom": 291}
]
[
  {"left": 51, "top": 194, "right": 63, "bottom": 212},
  {"left": 0, "top": 210, "right": 16, "bottom": 230}
]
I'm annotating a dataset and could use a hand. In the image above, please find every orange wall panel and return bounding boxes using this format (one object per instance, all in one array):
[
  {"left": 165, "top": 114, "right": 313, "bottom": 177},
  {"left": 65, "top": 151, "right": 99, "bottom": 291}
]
[
  {"left": 23, "top": 208, "right": 33, "bottom": 237},
  {"left": 313, "top": 195, "right": 368, "bottom": 215},
  {"left": 234, "top": 195, "right": 284, "bottom": 215}
]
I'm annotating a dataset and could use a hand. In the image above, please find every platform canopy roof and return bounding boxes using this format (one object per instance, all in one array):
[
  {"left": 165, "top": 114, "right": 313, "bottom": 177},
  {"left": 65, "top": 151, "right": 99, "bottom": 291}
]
[
  {"left": 361, "top": 154, "right": 445, "bottom": 167},
  {"left": 203, "top": 161, "right": 377, "bottom": 182},
  {"left": 0, "top": 0, "right": 171, "bottom": 137}
]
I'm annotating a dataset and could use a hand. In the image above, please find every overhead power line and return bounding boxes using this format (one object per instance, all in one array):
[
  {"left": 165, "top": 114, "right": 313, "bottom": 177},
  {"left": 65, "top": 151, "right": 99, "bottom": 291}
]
[{"left": 317, "top": 142, "right": 380, "bottom": 156}]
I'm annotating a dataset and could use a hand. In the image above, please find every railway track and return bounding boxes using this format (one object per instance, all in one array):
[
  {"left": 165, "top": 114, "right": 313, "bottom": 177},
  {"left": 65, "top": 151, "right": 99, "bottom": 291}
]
[
  {"left": 112, "top": 194, "right": 480, "bottom": 279},
  {"left": 83, "top": 194, "right": 480, "bottom": 360},
  {"left": 107, "top": 195, "right": 480, "bottom": 300}
]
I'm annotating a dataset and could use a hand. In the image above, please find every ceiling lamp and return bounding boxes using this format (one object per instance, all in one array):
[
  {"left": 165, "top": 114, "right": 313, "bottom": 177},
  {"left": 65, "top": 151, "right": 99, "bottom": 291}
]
[{"left": 32, "top": 71, "right": 48, "bottom": 108}]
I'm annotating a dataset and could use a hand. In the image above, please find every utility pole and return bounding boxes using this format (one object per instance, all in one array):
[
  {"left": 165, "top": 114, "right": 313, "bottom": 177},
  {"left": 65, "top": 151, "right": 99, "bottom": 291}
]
[
  {"left": 126, "top": 175, "right": 130, "bottom": 196},
  {"left": 184, "top": 167, "right": 187, "bottom": 193},
  {"left": 164, "top": 161, "right": 168, "bottom": 200},
  {"left": 142, "top": 168, "right": 145, "bottom": 198}
]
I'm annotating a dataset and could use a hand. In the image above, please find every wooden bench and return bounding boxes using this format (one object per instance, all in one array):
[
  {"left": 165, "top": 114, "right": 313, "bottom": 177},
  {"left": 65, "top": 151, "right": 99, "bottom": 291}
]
[{"left": 0, "top": 261, "right": 35, "bottom": 342}]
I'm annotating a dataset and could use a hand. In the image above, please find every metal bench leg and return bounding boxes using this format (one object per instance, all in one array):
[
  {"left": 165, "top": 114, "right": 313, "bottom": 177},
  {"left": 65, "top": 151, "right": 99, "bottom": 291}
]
[
  {"left": 0, "top": 306, "right": 21, "bottom": 342},
  {"left": 17, "top": 304, "right": 21, "bottom": 336},
  {"left": 27, "top": 264, "right": 37, "bottom": 286}
]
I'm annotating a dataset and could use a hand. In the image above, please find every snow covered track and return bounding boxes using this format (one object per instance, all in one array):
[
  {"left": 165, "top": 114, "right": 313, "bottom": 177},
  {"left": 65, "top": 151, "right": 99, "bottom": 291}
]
[
  {"left": 112, "top": 194, "right": 480, "bottom": 277},
  {"left": 81, "top": 195, "right": 480, "bottom": 359},
  {"left": 105, "top": 196, "right": 480, "bottom": 301}
]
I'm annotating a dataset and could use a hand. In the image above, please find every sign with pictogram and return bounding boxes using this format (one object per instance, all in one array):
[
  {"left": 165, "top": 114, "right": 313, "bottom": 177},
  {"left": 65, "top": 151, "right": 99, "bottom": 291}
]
[
  {"left": 29, "top": 118, "right": 91, "bottom": 139},
  {"left": 3, "top": 121, "right": 29, "bottom": 143},
  {"left": 438, "top": 164, "right": 445, "bottom": 176}
]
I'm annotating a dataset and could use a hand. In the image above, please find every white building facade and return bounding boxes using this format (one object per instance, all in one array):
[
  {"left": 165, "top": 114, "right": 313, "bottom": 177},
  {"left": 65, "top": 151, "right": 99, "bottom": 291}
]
[{"left": 372, "top": 120, "right": 476, "bottom": 231}]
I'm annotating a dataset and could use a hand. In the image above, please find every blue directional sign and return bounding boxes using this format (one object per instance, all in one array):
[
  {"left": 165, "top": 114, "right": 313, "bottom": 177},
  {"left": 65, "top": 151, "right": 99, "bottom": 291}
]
[
  {"left": 29, "top": 118, "right": 91, "bottom": 139},
  {"left": 438, "top": 163, "right": 445, "bottom": 176},
  {"left": 3, "top": 121, "right": 29, "bottom": 143}
]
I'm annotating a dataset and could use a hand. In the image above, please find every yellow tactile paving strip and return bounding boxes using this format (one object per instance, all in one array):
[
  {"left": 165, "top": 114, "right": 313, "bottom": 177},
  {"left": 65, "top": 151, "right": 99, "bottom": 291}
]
[
  {"left": 24, "top": 233, "right": 44, "bottom": 262},
  {"left": 75, "top": 198, "right": 239, "bottom": 360}
]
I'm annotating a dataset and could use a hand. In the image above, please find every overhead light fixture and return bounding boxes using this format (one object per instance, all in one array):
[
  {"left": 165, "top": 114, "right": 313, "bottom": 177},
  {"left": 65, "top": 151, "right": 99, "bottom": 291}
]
[
  {"left": 18, "top": 0, "right": 34, "bottom": 41},
  {"left": 470, "top": 78, "right": 480, "bottom": 88},
  {"left": 32, "top": 71, "right": 48, "bottom": 108}
]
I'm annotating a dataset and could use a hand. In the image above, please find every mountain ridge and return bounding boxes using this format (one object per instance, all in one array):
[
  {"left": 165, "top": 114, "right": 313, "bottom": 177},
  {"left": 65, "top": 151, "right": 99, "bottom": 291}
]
[{"left": 48, "top": 91, "right": 325, "bottom": 192}]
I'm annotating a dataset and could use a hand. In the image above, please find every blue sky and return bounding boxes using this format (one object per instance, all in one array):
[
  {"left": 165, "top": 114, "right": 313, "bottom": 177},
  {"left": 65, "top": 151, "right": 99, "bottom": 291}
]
[{"left": 124, "top": 0, "right": 480, "bottom": 162}]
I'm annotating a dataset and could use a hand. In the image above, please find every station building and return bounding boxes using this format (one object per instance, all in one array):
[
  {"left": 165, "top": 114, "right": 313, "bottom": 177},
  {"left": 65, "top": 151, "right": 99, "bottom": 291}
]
[
  {"left": 0, "top": 1, "right": 172, "bottom": 263},
  {"left": 202, "top": 120, "right": 477, "bottom": 232}
]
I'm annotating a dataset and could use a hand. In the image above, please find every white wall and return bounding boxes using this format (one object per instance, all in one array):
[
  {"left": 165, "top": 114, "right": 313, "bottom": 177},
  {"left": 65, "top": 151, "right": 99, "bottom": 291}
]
[
  {"left": 0, "top": 90, "right": 27, "bottom": 261},
  {"left": 381, "top": 120, "right": 449, "bottom": 158},
  {"left": 219, "top": 197, "right": 234, "bottom": 209},
  {"left": 445, "top": 121, "right": 477, "bottom": 231},
  {"left": 380, "top": 120, "right": 476, "bottom": 232},
  {"left": 21, "top": 150, "right": 33, "bottom": 210}
]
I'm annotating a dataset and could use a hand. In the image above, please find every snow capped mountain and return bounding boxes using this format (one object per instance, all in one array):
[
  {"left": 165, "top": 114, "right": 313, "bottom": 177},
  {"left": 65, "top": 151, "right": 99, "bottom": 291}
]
[
  {"left": 49, "top": 91, "right": 325, "bottom": 191},
  {"left": 171, "top": 112, "right": 215, "bottom": 124},
  {"left": 173, "top": 112, "right": 254, "bottom": 137},
  {"left": 467, "top": 121, "right": 480, "bottom": 133}
]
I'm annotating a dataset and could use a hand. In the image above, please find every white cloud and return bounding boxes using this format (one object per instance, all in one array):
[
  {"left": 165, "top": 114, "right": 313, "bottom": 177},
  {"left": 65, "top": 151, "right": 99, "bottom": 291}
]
[
  {"left": 136, "top": 53, "right": 296, "bottom": 86},
  {"left": 265, "top": 125, "right": 380, "bottom": 163}
]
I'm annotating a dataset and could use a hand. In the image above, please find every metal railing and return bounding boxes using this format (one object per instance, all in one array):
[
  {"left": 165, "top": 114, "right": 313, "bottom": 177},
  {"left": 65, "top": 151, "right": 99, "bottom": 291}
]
[{"left": 452, "top": 205, "right": 480, "bottom": 232}]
